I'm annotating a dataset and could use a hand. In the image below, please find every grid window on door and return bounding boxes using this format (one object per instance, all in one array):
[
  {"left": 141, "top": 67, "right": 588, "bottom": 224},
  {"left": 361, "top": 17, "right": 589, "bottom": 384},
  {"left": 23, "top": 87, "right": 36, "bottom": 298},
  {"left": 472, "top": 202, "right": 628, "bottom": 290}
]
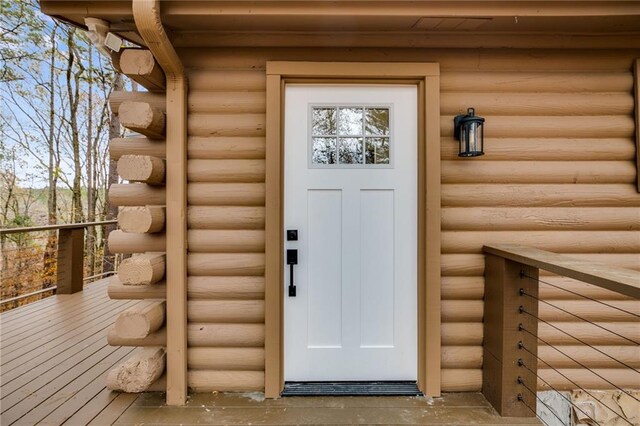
[{"left": 311, "top": 106, "right": 390, "bottom": 166}]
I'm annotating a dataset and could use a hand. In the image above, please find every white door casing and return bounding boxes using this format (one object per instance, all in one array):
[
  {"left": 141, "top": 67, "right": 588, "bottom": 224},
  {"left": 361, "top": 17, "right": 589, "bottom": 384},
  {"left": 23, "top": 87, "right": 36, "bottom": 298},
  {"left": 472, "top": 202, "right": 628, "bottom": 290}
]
[{"left": 284, "top": 85, "right": 418, "bottom": 381}]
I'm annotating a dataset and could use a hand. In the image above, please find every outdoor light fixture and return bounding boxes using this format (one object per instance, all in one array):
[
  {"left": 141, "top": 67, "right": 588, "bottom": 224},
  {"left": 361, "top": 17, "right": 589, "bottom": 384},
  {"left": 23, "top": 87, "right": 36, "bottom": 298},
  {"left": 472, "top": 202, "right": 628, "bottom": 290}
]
[{"left": 453, "top": 108, "right": 485, "bottom": 157}]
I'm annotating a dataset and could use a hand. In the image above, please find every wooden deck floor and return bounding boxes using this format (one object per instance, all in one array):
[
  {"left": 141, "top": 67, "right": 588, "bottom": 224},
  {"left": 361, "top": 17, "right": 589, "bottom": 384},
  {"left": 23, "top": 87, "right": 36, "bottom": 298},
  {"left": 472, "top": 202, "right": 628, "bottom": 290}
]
[
  {"left": 0, "top": 278, "right": 540, "bottom": 425},
  {"left": 0, "top": 278, "right": 142, "bottom": 425}
]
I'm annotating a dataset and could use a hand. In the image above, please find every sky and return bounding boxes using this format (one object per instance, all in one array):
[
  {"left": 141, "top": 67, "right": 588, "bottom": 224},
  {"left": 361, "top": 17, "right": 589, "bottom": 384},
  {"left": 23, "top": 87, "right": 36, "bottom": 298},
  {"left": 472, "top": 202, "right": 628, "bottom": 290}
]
[{"left": 1, "top": 0, "right": 124, "bottom": 189}]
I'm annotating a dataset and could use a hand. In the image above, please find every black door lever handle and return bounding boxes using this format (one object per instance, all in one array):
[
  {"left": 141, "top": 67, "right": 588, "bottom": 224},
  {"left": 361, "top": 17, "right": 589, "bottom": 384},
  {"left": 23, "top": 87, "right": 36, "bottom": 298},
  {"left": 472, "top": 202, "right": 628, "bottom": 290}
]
[{"left": 287, "top": 249, "right": 298, "bottom": 297}]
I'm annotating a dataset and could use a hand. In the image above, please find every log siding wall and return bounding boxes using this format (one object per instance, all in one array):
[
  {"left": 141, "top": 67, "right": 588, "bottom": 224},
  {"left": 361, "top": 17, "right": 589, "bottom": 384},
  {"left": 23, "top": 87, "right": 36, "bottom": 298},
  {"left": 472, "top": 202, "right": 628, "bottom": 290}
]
[{"left": 179, "top": 47, "right": 640, "bottom": 392}]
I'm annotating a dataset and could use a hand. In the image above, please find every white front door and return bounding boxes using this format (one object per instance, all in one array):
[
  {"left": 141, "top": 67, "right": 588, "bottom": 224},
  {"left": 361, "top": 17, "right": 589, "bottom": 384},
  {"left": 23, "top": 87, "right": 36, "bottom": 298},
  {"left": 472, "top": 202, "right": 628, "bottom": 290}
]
[{"left": 284, "top": 85, "right": 418, "bottom": 381}]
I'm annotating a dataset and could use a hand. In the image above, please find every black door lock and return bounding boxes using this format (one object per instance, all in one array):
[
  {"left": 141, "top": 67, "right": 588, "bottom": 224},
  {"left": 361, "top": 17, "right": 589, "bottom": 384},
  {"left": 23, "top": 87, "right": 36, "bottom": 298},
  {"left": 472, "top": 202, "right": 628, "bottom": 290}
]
[
  {"left": 287, "top": 229, "right": 298, "bottom": 241},
  {"left": 287, "top": 249, "right": 298, "bottom": 297}
]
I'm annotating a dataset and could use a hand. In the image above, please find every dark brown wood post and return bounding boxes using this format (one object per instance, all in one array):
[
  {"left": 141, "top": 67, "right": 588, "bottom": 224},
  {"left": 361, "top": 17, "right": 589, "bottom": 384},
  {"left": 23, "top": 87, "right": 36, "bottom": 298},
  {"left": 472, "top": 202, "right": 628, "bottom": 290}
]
[
  {"left": 57, "top": 227, "right": 85, "bottom": 294},
  {"left": 483, "top": 253, "right": 539, "bottom": 417}
]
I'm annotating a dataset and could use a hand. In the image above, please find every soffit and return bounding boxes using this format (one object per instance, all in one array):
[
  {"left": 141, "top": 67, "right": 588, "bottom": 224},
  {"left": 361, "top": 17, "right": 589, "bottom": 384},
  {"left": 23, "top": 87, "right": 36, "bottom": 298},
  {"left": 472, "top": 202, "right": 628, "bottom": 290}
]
[{"left": 39, "top": 1, "right": 640, "bottom": 46}]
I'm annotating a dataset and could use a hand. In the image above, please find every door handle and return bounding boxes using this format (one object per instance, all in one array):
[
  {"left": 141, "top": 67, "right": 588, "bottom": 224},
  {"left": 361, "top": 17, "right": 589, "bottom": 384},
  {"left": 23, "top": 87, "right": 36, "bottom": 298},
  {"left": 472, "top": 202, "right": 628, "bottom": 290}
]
[{"left": 287, "top": 249, "right": 298, "bottom": 297}]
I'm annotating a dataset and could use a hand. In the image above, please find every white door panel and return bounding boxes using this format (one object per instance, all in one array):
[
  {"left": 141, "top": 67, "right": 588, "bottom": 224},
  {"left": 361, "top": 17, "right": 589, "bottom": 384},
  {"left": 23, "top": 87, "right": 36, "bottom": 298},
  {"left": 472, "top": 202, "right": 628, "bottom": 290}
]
[{"left": 284, "top": 85, "right": 417, "bottom": 381}]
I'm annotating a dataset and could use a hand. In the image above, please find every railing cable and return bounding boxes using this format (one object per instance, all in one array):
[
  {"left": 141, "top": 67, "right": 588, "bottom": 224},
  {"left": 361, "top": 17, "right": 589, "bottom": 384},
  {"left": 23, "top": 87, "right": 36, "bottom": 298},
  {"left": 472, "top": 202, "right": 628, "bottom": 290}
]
[
  {"left": 519, "top": 307, "right": 640, "bottom": 371},
  {"left": 517, "top": 376, "right": 568, "bottom": 426},
  {"left": 517, "top": 395, "right": 551, "bottom": 426},
  {"left": 517, "top": 357, "right": 601, "bottom": 426},
  {"left": 519, "top": 322, "right": 640, "bottom": 403},
  {"left": 517, "top": 344, "right": 633, "bottom": 426},
  {"left": 521, "top": 273, "right": 640, "bottom": 319},
  {"left": 520, "top": 290, "right": 640, "bottom": 345}
]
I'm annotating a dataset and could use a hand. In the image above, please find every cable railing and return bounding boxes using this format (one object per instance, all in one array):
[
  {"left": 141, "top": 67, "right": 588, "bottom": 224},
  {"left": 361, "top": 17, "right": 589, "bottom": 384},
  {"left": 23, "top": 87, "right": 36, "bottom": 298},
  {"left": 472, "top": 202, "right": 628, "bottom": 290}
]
[
  {"left": 482, "top": 244, "right": 639, "bottom": 426},
  {"left": 0, "top": 220, "right": 117, "bottom": 310}
]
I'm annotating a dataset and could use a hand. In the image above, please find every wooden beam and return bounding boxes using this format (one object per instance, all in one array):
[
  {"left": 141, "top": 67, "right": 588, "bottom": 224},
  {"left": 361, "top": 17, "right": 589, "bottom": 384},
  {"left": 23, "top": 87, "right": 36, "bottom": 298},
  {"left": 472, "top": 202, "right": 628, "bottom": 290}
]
[
  {"left": 188, "top": 323, "right": 264, "bottom": 347},
  {"left": 263, "top": 73, "right": 282, "bottom": 398},
  {"left": 110, "top": 137, "right": 166, "bottom": 160},
  {"left": 118, "top": 101, "right": 166, "bottom": 139},
  {"left": 108, "top": 183, "right": 166, "bottom": 206},
  {"left": 118, "top": 155, "right": 165, "bottom": 184},
  {"left": 188, "top": 206, "right": 265, "bottom": 229},
  {"left": 110, "top": 50, "right": 123, "bottom": 73},
  {"left": 634, "top": 58, "right": 640, "bottom": 192},
  {"left": 108, "top": 230, "right": 265, "bottom": 253},
  {"left": 424, "top": 71, "right": 441, "bottom": 398},
  {"left": 172, "top": 31, "right": 640, "bottom": 49},
  {"left": 56, "top": 228, "right": 84, "bottom": 294},
  {"left": 118, "top": 206, "right": 165, "bottom": 233},
  {"left": 107, "top": 347, "right": 166, "bottom": 393},
  {"left": 107, "top": 326, "right": 166, "bottom": 347},
  {"left": 187, "top": 300, "right": 264, "bottom": 323},
  {"left": 108, "top": 230, "right": 165, "bottom": 253},
  {"left": 133, "top": 0, "right": 189, "bottom": 406},
  {"left": 39, "top": 1, "right": 640, "bottom": 19},
  {"left": 483, "top": 254, "right": 539, "bottom": 417},
  {"left": 118, "top": 253, "right": 165, "bottom": 285},
  {"left": 483, "top": 244, "right": 640, "bottom": 299},
  {"left": 119, "top": 48, "right": 166, "bottom": 91},
  {"left": 188, "top": 276, "right": 264, "bottom": 300},
  {"left": 109, "top": 90, "right": 165, "bottom": 113},
  {"left": 188, "top": 347, "right": 264, "bottom": 370},
  {"left": 188, "top": 371, "right": 263, "bottom": 392},
  {"left": 114, "top": 300, "right": 165, "bottom": 339},
  {"left": 108, "top": 278, "right": 167, "bottom": 300}
]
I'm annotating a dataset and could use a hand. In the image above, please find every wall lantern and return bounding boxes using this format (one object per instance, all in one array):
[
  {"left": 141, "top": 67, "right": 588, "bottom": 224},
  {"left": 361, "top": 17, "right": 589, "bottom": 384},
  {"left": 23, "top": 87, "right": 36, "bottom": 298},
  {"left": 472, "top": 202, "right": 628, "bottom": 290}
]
[{"left": 453, "top": 108, "right": 485, "bottom": 157}]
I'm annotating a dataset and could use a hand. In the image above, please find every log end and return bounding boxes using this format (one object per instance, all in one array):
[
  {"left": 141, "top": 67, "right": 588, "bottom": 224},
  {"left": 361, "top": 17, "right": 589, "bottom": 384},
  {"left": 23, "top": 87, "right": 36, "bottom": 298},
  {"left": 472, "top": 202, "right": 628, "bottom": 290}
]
[
  {"left": 118, "top": 253, "right": 166, "bottom": 285},
  {"left": 106, "top": 347, "right": 166, "bottom": 393},
  {"left": 118, "top": 206, "right": 166, "bottom": 233},
  {"left": 117, "top": 155, "right": 165, "bottom": 184},
  {"left": 114, "top": 300, "right": 165, "bottom": 339}
]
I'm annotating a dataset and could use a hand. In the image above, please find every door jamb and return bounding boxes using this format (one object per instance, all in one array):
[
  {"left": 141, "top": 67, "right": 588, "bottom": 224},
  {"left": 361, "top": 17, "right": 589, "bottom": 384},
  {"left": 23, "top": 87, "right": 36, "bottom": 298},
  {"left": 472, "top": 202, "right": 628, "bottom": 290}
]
[{"left": 265, "top": 61, "right": 441, "bottom": 398}]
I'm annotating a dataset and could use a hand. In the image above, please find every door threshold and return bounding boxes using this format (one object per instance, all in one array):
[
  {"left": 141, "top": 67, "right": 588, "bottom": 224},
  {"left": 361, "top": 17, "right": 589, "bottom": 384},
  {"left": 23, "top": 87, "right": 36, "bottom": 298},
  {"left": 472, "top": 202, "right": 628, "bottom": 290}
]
[{"left": 282, "top": 381, "right": 422, "bottom": 397}]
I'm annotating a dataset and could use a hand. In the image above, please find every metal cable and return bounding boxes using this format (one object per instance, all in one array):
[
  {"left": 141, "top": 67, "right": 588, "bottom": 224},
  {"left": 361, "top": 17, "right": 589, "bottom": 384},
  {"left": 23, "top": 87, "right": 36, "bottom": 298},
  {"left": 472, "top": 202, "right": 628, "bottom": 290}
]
[
  {"left": 518, "top": 376, "right": 568, "bottom": 426},
  {"left": 521, "top": 273, "right": 639, "bottom": 319},
  {"left": 517, "top": 395, "right": 551, "bottom": 426},
  {"left": 520, "top": 291, "right": 640, "bottom": 345},
  {"left": 518, "top": 345, "right": 633, "bottom": 426},
  {"left": 519, "top": 323, "right": 640, "bottom": 404},
  {"left": 519, "top": 307, "right": 640, "bottom": 371},
  {"left": 517, "top": 357, "right": 601, "bottom": 426}
]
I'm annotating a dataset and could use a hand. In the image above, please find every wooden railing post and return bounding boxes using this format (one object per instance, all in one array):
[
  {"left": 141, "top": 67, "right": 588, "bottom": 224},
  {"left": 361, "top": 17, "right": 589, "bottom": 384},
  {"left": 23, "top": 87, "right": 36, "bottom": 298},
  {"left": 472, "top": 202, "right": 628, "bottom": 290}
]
[
  {"left": 57, "top": 226, "right": 85, "bottom": 294},
  {"left": 483, "top": 253, "right": 539, "bottom": 417}
]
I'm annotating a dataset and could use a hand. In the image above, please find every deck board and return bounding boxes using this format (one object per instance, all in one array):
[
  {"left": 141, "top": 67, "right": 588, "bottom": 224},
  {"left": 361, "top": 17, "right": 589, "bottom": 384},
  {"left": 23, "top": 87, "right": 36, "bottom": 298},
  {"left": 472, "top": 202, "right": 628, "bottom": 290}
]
[
  {"left": 86, "top": 393, "right": 138, "bottom": 426},
  {"left": 0, "top": 282, "right": 104, "bottom": 324},
  {"left": 0, "top": 295, "right": 134, "bottom": 356},
  {"left": 0, "top": 299, "right": 138, "bottom": 367},
  {"left": 1, "top": 295, "right": 119, "bottom": 347},
  {"left": 1, "top": 316, "right": 118, "bottom": 386}
]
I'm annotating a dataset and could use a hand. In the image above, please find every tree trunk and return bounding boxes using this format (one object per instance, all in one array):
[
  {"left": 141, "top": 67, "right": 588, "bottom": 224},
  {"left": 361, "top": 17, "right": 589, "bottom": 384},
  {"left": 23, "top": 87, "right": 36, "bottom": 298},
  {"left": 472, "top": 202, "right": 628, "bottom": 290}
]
[
  {"left": 66, "top": 28, "right": 83, "bottom": 224},
  {"left": 102, "top": 73, "right": 124, "bottom": 273},
  {"left": 86, "top": 44, "right": 96, "bottom": 277},
  {"left": 44, "top": 23, "right": 58, "bottom": 290}
]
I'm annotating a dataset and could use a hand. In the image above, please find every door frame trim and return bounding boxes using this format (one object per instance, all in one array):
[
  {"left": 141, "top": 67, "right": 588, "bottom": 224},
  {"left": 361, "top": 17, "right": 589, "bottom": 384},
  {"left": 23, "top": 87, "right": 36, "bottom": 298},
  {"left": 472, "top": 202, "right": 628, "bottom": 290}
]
[{"left": 265, "top": 61, "right": 441, "bottom": 398}]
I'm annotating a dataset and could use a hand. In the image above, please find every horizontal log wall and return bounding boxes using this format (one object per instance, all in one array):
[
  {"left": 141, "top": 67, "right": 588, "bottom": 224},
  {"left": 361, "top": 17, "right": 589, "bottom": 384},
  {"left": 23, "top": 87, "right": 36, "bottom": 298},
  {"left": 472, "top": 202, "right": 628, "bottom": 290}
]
[
  {"left": 182, "top": 61, "right": 268, "bottom": 394},
  {"left": 178, "top": 47, "right": 640, "bottom": 393}
]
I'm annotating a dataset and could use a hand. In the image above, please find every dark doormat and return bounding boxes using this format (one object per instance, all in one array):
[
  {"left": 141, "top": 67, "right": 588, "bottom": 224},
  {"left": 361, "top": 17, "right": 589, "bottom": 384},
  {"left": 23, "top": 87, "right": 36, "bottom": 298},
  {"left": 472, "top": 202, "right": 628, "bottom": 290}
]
[{"left": 282, "top": 381, "right": 422, "bottom": 396}]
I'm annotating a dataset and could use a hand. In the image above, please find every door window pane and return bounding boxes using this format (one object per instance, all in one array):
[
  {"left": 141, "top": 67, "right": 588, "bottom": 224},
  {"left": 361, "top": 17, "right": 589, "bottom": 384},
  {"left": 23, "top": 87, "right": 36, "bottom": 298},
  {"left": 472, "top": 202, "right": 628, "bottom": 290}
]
[
  {"left": 312, "top": 137, "right": 337, "bottom": 164},
  {"left": 311, "top": 106, "right": 390, "bottom": 166},
  {"left": 365, "top": 109, "right": 390, "bottom": 135},
  {"left": 365, "top": 137, "right": 390, "bottom": 164},
  {"left": 312, "top": 108, "right": 336, "bottom": 135},
  {"left": 338, "top": 138, "right": 363, "bottom": 164},
  {"left": 338, "top": 108, "right": 363, "bottom": 135}
]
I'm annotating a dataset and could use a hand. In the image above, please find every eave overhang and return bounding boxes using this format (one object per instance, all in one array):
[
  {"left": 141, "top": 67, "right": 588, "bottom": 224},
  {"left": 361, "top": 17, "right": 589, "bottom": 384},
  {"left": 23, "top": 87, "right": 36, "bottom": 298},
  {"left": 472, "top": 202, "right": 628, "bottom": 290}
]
[{"left": 39, "top": 1, "right": 640, "bottom": 49}]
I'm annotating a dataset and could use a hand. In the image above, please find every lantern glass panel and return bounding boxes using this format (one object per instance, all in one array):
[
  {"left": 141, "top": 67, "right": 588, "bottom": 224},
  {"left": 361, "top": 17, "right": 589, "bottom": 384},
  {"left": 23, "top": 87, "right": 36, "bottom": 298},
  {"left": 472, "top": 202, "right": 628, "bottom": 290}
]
[{"left": 459, "top": 120, "right": 484, "bottom": 157}]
